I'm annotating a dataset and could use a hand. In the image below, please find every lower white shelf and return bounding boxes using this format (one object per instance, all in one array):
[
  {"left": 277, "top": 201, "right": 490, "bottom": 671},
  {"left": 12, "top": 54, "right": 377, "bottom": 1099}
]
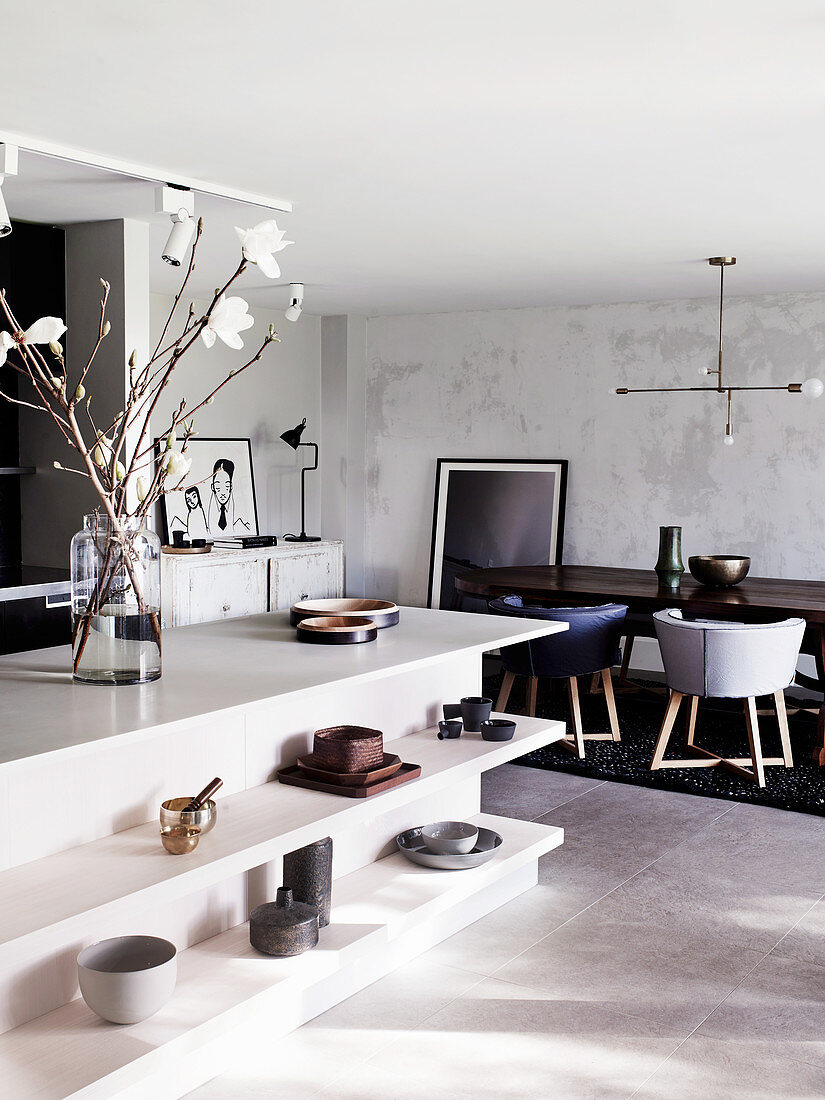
[{"left": 0, "top": 812, "right": 563, "bottom": 1100}]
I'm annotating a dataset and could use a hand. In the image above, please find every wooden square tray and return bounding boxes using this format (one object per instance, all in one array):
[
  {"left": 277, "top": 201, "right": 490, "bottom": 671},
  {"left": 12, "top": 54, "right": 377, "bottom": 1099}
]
[{"left": 277, "top": 761, "right": 421, "bottom": 798}]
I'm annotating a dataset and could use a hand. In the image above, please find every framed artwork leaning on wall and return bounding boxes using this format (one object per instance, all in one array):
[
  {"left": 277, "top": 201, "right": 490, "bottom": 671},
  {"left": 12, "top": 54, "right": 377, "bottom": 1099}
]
[
  {"left": 427, "top": 458, "right": 568, "bottom": 611},
  {"left": 158, "top": 437, "right": 260, "bottom": 544}
]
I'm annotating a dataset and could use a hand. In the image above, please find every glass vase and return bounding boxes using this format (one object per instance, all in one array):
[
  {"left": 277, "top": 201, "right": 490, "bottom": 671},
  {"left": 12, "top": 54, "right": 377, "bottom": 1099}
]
[{"left": 70, "top": 513, "right": 162, "bottom": 685}]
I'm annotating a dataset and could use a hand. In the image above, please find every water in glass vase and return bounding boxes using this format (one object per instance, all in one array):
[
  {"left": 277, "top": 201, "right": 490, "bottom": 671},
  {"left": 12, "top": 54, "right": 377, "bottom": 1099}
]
[
  {"left": 72, "top": 606, "right": 161, "bottom": 685},
  {"left": 71, "top": 513, "right": 162, "bottom": 685}
]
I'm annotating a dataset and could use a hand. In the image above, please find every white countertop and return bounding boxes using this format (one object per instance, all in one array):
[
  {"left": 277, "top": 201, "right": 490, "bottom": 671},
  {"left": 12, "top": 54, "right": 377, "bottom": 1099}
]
[{"left": 0, "top": 606, "right": 565, "bottom": 768}]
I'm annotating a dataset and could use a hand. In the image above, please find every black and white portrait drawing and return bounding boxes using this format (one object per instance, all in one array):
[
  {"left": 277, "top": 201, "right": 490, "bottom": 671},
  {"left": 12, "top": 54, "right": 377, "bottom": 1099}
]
[{"left": 159, "top": 437, "right": 260, "bottom": 542}]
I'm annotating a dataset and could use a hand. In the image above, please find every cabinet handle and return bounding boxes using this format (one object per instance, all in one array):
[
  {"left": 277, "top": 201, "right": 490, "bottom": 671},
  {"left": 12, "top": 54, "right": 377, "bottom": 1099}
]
[
  {"left": 300, "top": 592, "right": 309, "bottom": 601},
  {"left": 222, "top": 603, "right": 231, "bottom": 613}
]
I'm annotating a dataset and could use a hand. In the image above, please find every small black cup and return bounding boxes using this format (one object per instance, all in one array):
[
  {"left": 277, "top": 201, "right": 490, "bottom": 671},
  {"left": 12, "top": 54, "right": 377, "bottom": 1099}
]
[
  {"left": 172, "top": 530, "right": 186, "bottom": 546},
  {"left": 191, "top": 538, "right": 206, "bottom": 548},
  {"left": 460, "top": 696, "right": 493, "bottom": 732},
  {"left": 443, "top": 703, "right": 463, "bottom": 721},
  {"left": 437, "top": 719, "right": 462, "bottom": 740},
  {"left": 481, "top": 718, "right": 516, "bottom": 742}
]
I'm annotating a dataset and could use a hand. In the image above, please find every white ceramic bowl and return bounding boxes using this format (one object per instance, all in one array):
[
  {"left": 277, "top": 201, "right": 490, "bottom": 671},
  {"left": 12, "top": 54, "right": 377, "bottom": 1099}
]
[
  {"left": 420, "top": 821, "right": 479, "bottom": 855},
  {"left": 77, "top": 935, "right": 177, "bottom": 1024}
]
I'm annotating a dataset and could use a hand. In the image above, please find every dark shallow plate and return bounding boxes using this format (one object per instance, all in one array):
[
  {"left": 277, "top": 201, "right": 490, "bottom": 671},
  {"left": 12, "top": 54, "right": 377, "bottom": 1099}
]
[
  {"left": 277, "top": 761, "right": 420, "bottom": 798},
  {"left": 296, "top": 616, "right": 378, "bottom": 645},
  {"left": 295, "top": 751, "right": 403, "bottom": 785},
  {"left": 396, "top": 826, "right": 503, "bottom": 869}
]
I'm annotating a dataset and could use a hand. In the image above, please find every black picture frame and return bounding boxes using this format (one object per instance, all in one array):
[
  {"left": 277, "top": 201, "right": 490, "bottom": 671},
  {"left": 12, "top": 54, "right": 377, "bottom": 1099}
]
[
  {"left": 426, "top": 458, "right": 568, "bottom": 610},
  {"left": 156, "top": 436, "right": 260, "bottom": 544}
]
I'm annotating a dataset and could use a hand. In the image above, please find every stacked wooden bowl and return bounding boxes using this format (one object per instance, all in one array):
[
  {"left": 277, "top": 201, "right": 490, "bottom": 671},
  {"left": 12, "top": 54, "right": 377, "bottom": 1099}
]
[{"left": 292, "top": 598, "right": 400, "bottom": 644}]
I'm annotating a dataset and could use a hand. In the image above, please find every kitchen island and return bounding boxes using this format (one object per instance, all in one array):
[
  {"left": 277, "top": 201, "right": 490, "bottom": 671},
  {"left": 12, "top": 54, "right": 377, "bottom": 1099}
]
[{"left": 0, "top": 606, "right": 567, "bottom": 1098}]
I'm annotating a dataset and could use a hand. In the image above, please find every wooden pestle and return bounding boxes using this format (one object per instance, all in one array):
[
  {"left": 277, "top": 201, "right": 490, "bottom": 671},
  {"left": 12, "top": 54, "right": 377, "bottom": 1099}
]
[{"left": 183, "top": 777, "right": 223, "bottom": 813}]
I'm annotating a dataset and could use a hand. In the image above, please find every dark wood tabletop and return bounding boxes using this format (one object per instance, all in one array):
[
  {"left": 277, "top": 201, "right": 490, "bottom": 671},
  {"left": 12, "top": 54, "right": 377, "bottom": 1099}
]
[{"left": 455, "top": 565, "right": 825, "bottom": 624}]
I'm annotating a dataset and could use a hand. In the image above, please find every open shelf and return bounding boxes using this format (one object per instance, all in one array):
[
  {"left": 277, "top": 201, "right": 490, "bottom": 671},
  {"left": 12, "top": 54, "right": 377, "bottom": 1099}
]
[
  {"left": 0, "top": 466, "right": 35, "bottom": 476},
  {"left": 0, "top": 812, "right": 563, "bottom": 1100},
  {"left": 0, "top": 715, "right": 565, "bottom": 964}
]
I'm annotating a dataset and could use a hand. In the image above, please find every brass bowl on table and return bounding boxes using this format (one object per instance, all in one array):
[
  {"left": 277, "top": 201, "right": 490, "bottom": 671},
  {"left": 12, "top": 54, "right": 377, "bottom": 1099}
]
[{"left": 688, "top": 555, "right": 751, "bottom": 588}]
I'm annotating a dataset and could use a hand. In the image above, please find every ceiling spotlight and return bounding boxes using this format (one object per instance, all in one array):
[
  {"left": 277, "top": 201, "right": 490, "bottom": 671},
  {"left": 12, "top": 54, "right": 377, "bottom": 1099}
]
[
  {"left": 285, "top": 283, "right": 304, "bottom": 322},
  {"left": 0, "top": 144, "right": 19, "bottom": 238},
  {"left": 155, "top": 185, "right": 196, "bottom": 266}
]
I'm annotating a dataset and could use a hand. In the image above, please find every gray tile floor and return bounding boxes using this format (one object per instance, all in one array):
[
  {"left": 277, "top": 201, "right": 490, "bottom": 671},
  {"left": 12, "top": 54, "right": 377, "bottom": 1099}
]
[{"left": 189, "top": 768, "right": 825, "bottom": 1099}]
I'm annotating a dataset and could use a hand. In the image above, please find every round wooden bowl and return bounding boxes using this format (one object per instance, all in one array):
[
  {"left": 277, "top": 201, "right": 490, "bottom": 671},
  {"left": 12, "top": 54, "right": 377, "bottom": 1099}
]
[
  {"left": 162, "top": 544, "right": 212, "bottom": 555},
  {"left": 290, "top": 598, "right": 399, "bottom": 629},
  {"left": 296, "top": 615, "right": 378, "bottom": 646}
]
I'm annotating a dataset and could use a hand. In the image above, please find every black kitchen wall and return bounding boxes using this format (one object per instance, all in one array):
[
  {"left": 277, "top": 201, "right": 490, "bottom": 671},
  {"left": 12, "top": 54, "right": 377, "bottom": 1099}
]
[{"left": 0, "top": 222, "right": 66, "bottom": 567}]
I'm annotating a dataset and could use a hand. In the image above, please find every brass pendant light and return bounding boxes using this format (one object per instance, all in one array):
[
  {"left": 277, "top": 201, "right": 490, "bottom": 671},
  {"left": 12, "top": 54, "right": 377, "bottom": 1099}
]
[{"left": 612, "top": 257, "right": 823, "bottom": 444}]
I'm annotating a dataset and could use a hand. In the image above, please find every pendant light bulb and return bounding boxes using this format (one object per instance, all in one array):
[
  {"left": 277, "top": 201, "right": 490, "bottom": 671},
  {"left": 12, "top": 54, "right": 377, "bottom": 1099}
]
[
  {"left": 801, "top": 378, "right": 824, "bottom": 399},
  {"left": 723, "top": 434, "right": 735, "bottom": 446}
]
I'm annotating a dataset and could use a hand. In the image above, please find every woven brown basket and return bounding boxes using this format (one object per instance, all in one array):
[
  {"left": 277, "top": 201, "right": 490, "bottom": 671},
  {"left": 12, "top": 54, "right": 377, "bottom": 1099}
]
[{"left": 312, "top": 726, "right": 384, "bottom": 773}]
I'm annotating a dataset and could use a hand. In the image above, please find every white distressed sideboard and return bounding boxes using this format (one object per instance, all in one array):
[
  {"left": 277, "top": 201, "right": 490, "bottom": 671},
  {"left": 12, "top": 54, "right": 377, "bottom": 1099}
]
[{"left": 161, "top": 540, "right": 344, "bottom": 626}]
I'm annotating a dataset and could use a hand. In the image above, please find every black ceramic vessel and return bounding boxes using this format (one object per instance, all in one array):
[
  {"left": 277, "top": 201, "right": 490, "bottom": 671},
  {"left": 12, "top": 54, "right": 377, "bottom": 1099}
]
[
  {"left": 438, "top": 719, "right": 462, "bottom": 740},
  {"left": 481, "top": 718, "right": 516, "bottom": 742},
  {"left": 460, "top": 696, "right": 493, "bottom": 732},
  {"left": 249, "top": 888, "right": 319, "bottom": 956},
  {"left": 283, "top": 836, "right": 333, "bottom": 928}
]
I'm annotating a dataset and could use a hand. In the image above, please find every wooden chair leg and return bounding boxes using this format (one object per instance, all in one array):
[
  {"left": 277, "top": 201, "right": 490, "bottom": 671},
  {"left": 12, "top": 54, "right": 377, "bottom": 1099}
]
[
  {"left": 685, "top": 696, "right": 698, "bottom": 747},
  {"left": 774, "top": 690, "right": 793, "bottom": 768},
  {"left": 526, "top": 676, "right": 538, "bottom": 718},
  {"left": 619, "top": 635, "right": 634, "bottom": 685},
  {"left": 567, "top": 676, "right": 585, "bottom": 758},
  {"left": 650, "top": 690, "right": 683, "bottom": 770},
  {"left": 602, "top": 668, "right": 621, "bottom": 741},
  {"left": 744, "top": 697, "right": 766, "bottom": 787},
  {"left": 589, "top": 672, "right": 602, "bottom": 694},
  {"left": 496, "top": 670, "right": 516, "bottom": 713}
]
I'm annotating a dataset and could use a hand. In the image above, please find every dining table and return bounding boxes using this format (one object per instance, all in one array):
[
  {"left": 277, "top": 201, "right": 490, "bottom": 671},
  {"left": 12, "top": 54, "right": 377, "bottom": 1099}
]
[{"left": 455, "top": 564, "right": 825, "bottom": 765}]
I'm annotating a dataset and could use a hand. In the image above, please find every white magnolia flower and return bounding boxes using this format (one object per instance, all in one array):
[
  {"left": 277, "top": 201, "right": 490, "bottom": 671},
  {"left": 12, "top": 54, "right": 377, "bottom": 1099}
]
[
  {"left": 163, "top": 449, "right": 192, "bottom": 482},
  {"left": 0, "top": 331, "right": 14, "bottom": 367},
  {"left": 136, "top": 476, "right": 150, "bottom": 502},
  {"left": 201, "top": 296, "right": 254, "bottom": 350},
  {"left": 22, "top": 317, "right": 67, "bottom": 345},
  {"left": 234, "top": 220, "right": 293, "bottom": 279},
  {"left": 92, "top": 433, "right": 114, "bottom": 469}
]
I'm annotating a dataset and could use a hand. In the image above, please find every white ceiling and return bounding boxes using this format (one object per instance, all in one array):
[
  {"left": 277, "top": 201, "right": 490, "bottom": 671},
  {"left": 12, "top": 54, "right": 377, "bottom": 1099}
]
[{"left": 2, "top": 0, "right": 825, "bottom": 315}]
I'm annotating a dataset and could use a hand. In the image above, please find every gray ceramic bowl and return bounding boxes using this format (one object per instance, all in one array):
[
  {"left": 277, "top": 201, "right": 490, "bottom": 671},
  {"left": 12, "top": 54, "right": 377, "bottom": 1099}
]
[
  {"left": 688, "top": 555, "right": 751, "bottom": 588},
  {"left": 397, "top": 826, "right": 502, "bottom": 869},
  {"left": 77, "top": 935, "right": 177, "bottom": 1024},
  {"left": 481, "top": 718, "right": 516, "bottom": 742},
  {"left": 420, "top": 821, "right": 479, "bottom": 855},
  {"left": 160, "top": 797, "right": 217, "bottom": 835}
]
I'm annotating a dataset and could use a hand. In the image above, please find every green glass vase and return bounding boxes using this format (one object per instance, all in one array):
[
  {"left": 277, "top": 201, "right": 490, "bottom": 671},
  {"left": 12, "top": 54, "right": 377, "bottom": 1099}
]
[{"left": 654, "top": 526, "right": 684, "bottom": 589}]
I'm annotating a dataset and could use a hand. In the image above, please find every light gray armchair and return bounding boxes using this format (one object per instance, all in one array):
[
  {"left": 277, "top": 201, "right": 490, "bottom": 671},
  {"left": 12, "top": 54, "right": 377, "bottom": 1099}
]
[{"left": 650, "top": 609, "right": 805, "bottom": 787}]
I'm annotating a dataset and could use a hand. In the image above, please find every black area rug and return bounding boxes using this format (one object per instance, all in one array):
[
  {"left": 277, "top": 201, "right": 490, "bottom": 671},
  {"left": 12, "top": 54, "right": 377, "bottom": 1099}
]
[{"left": 482, "top": 667, "right": 825, "bottom": 817}]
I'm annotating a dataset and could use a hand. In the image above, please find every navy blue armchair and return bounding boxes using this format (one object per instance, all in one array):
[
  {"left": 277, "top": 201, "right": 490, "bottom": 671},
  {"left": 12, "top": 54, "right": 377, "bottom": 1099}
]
[{"left": 489, "top": 596, "right": 628, "bottom": 759}]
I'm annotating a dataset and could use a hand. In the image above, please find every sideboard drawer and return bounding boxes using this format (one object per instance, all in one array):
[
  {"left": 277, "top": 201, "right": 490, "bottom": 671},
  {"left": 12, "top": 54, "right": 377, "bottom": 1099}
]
[
  {"left": 271, "top": 549, "right": 341, "bottom": 610},
  {"left": 184, "top": 559, "right": 268, "bottom": 623}
]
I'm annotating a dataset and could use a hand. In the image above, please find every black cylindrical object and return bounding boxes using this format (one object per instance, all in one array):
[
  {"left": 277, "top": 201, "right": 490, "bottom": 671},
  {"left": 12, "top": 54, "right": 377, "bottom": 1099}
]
[{"left": 283, "top": 836, "right": 333, "bottom": 928}]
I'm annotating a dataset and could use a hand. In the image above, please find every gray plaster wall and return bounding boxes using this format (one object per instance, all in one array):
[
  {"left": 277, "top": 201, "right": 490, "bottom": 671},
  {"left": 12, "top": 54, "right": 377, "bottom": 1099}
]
[{"left": 365, "top": 293, "right": 825, "bottom": 607}]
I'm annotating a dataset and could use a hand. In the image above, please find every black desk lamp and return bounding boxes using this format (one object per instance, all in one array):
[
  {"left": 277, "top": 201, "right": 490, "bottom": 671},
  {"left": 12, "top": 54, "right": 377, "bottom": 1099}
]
[{"left": 280, "top": 417, "right": 321, "bottom": 542}]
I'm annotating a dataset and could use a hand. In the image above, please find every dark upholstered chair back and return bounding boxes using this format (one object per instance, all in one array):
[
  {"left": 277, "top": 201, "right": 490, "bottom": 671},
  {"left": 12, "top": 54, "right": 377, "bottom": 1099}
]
[{"left": 489, "top": 595, "right": 628, "bottom": 679}]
